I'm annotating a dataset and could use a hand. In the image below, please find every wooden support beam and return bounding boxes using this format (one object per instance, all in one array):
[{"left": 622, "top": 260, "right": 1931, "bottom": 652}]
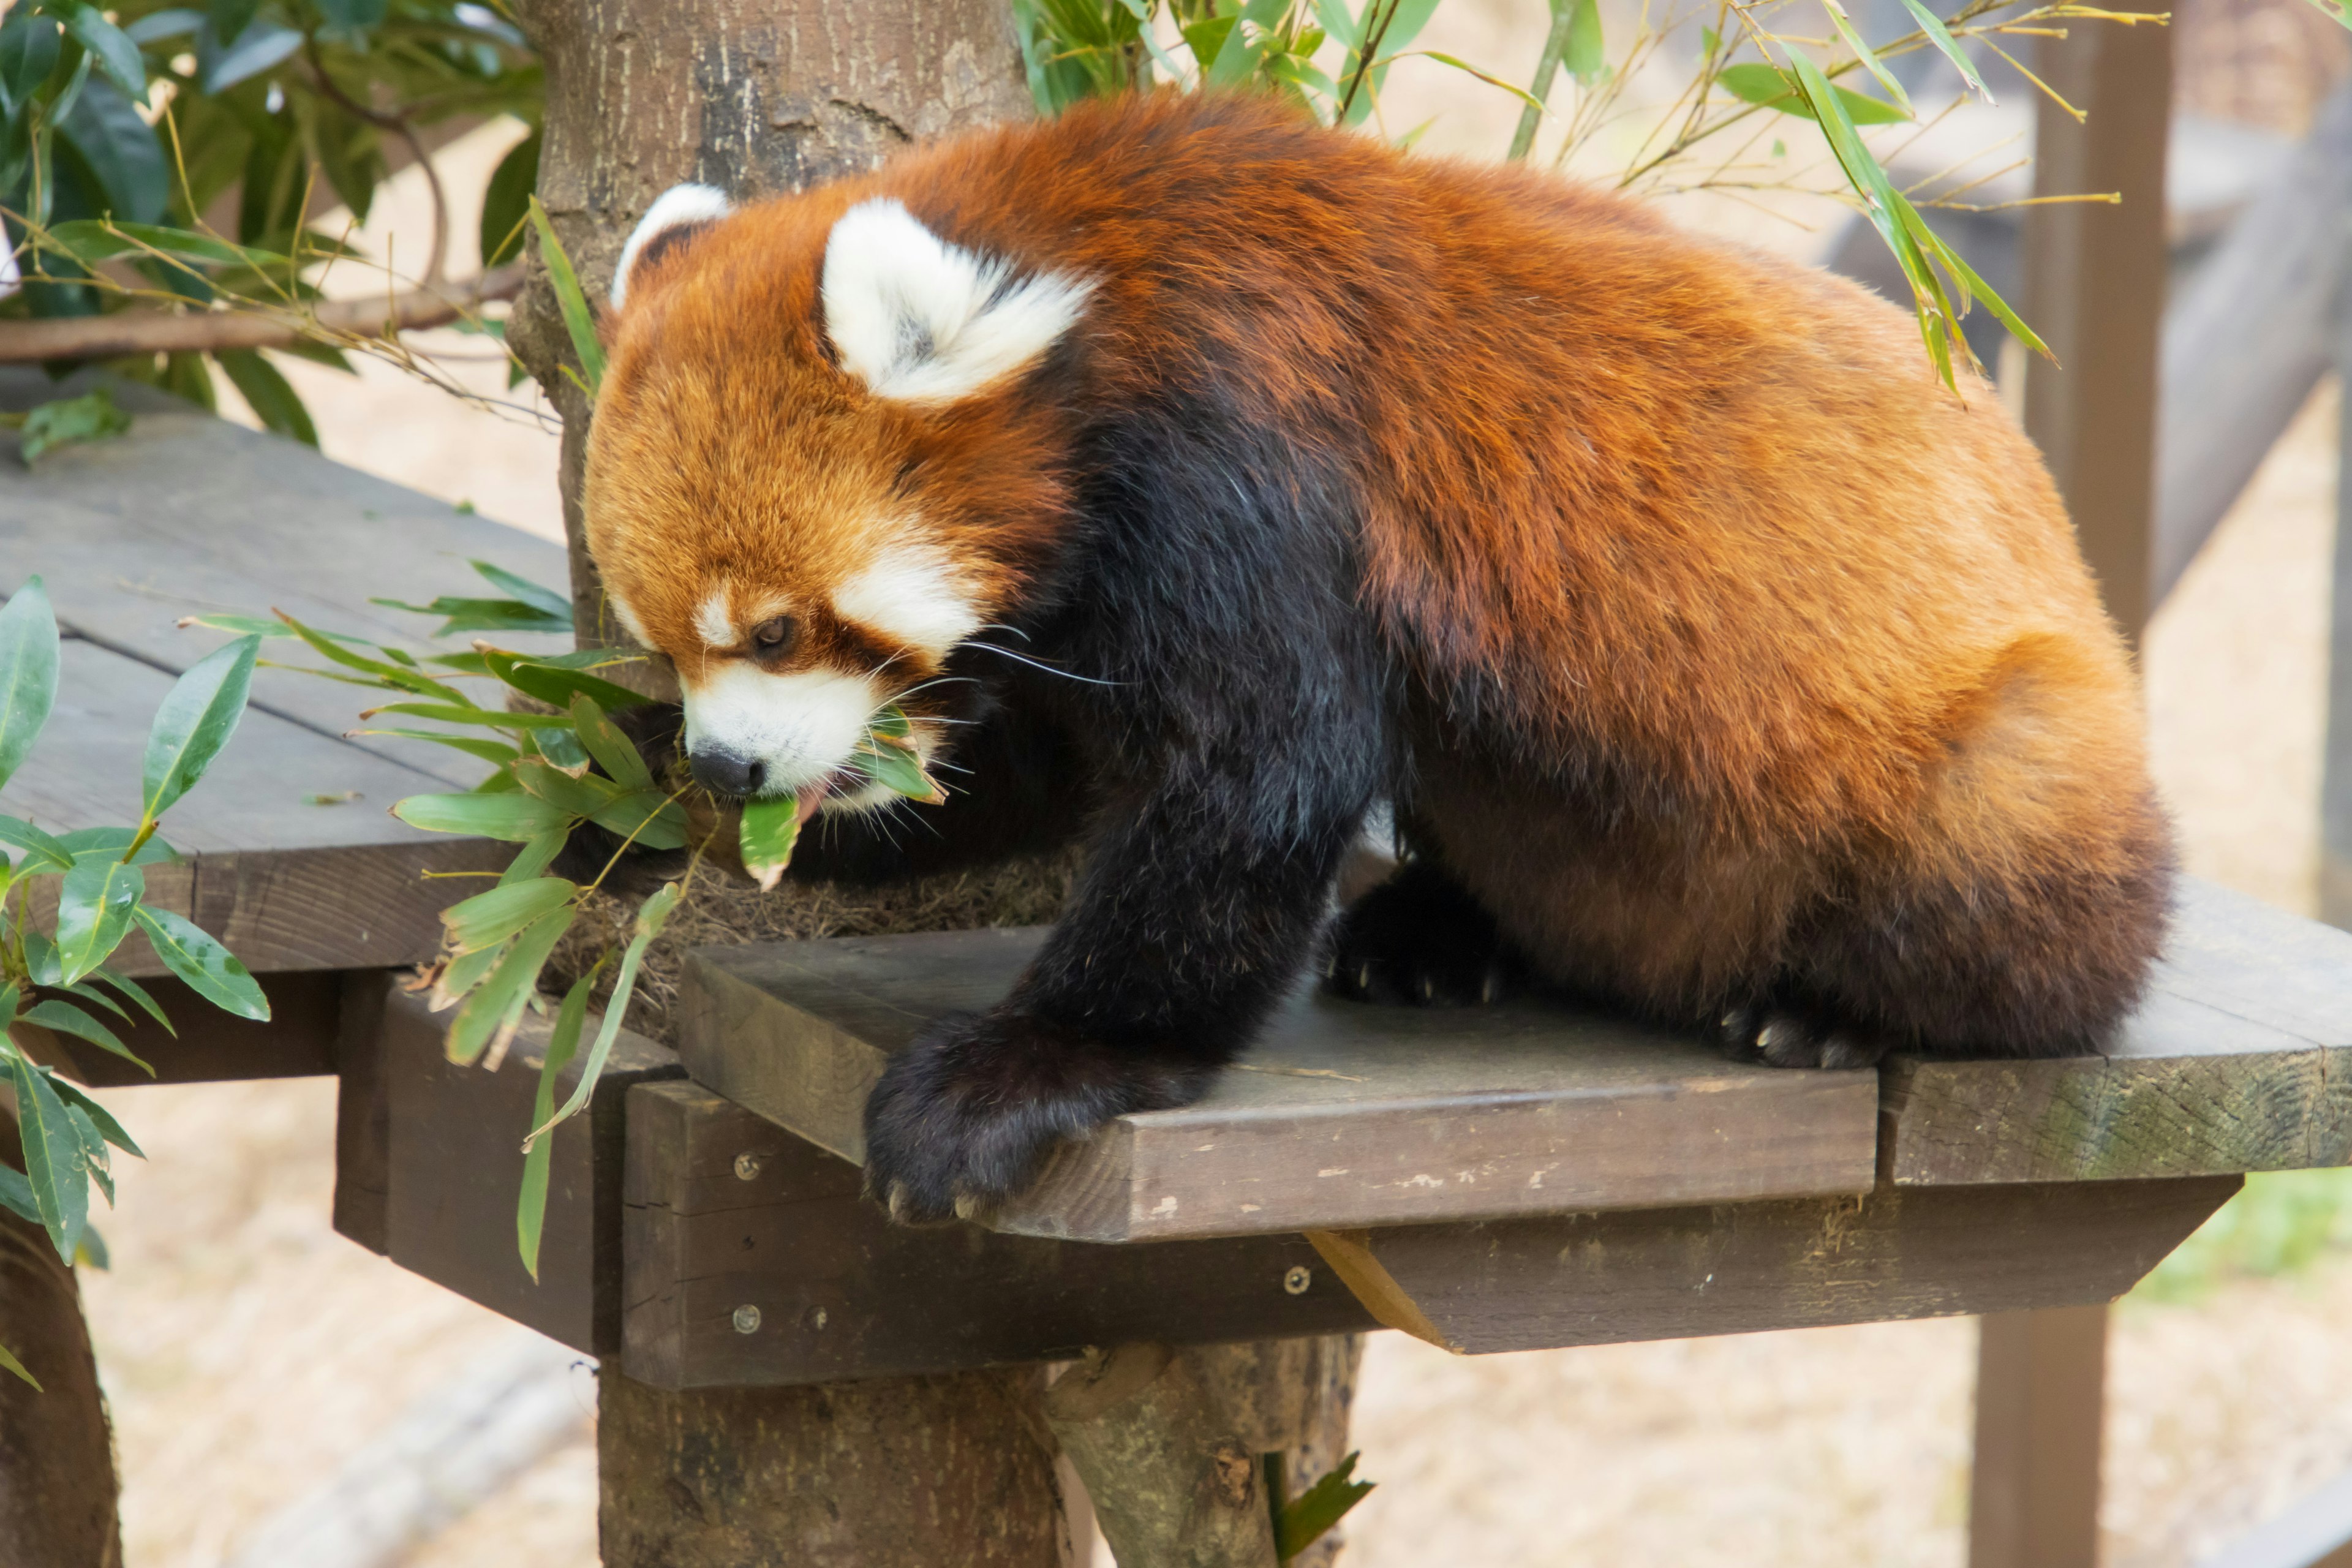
[
  {"left": 332, "top": 981, "right": 682, "bottom": 1353},
  {"left": 620, "top": 1082, "right": 1370, "bottom": 1390},
  {"left": 2318, "top": 262, "right": 2352, "bottom": 927}
]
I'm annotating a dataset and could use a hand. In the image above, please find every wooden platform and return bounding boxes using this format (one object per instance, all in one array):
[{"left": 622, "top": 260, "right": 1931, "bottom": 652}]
[
  {"left": 676, "top": 878, "right": 2352, "bottom": 1240},
  {"left": 0, "top": 371, "right": 568, "bottom": 977}
]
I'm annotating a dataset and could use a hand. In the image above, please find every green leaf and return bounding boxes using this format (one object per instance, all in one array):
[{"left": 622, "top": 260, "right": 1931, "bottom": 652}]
[
  {"left": 9, "top": 1052, "right": 87, "bottom": 1263},
  {"left": 130, "top": 905, "right": 270, "bottom": 1020},
  {"left": 528, "top": 194, "right": 605, "bottom": 396},
  {"left": 55, "top": 978, "right": 126, "bottom": 1021},
  {"left": 518, "top": 967, "right": 592, "bottom": 1279},
  {"left": 0, "top": 1160, "right": 39, "bottom": 1225},
  {"left": 443, "top": 875, "right": 576, "bottom": 956},
  {"left": 1564, "top": 0, "right": 1604, "bottom": 82},
  {"left": 533, "top": 881, "right": 677, "bottom": 1136},
  {"left": 1274, "top": 1452, "right": 1375, "bottom": 1561},
  {"left": 1894, "top": 0, "right": 1989, "bottom": 99},
  {"left": 470, "top": 560, "right": 573, "bottom": 625},
  {"left": 1817, "top": 0, "right": 1910, "bottom": 113},
  {"left": 480, "top": 647, "right": 647, "bottom": 712},
  {"left": 14, "top": 388, "right": 131, "bottom": 465},
  {"left": 19, "top": 932, "right": 61, "bottom": 987},
  {"left": 52, "top": 855, "right": 143, "bottom": 983},
  {"left": 20, "top": 998, "right": 149, "bottom": 1072},
  {"left": 0, "top": 579, "right": 58, "bottom": 794},
  {"left": 362, "top": 701, "right": 578, "bottom": 731},
  {"left": 593, "top": 790, "right": 688, "bottom": 852},
  {"left": 216, "top": 349, "right": 318, "bottom": 446},
  {"left": 393, "top": 790, "right": 572, "bottom": 842},
  {"left": 740, "top": 796, "right": 801, "bottom": 892},
  {"left": 368, "top": 595, "right": 571, "bottom": 638},
  {"left": 443, "top": 904, "right": 573, "bottom": 1066},
  {"left": 55, "top": 827, "right": 178, "bottom": 867},
  {"left": 75, "top": 1222, "right": 108, "bottom": 1270},
  {"left": 568, "top": 694, "right": 654, "bottom": 792},
  {"left": 47, "top": 1077, "right": 141, "bottom": 1158},
  {"left": 853, "top": 739, "right": 944, "bottom": 804},
  {"left": 0, "top": 14, "right": 61, "bottom": 110},
  {"left": 346, "top": 728, "right": 522, "bottom": 766},
  {"left": 432, "top": 937, "right": 506, "bottom": 1007},
  {"left": 0, "top": 814, "right": 73, "bottom": 873},
  {"left": 512, "top": 756, "right": 623, "bottom": 818},
  {"left": 481, "top": 127, "right": 541, "bottom": 267},
  {"left": 0, "top": 1338, "right": 40, "bottom": 1389},
  {"left": 141, "top": 633, "right": 260, "bottom": 823},
  {"left": 49, "top": 1, "right": 148, "bottom": 104},
  {"left": 499, "top": 827, "right": 569, "bottom": 887},
  {"left": 532, "top": 723, "right": 592, "bottom": 775},
  {"left": 40, "top": 219, "right": 286, "bottom": 271},
  {"left": 89, "top": 967, "right": 172, "bottom": 1036},
  {"left": 1717, "top": 62, "right": 1909, "bottom": 126},
  {"left": 274, "top": 611, "right": 464, "bottom": 703}
]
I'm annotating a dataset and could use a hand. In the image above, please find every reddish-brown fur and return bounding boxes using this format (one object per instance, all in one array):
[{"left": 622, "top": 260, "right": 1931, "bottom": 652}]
[{"left": 586, "top": 92, "right": 2171, "bottom": 1212}]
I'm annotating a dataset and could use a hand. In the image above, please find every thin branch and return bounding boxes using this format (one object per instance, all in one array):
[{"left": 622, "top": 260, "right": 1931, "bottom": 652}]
[
  {"left": 0, "top": 264, "right": 523, "bottom": 363},
  {"left": 303, "top": 39, "right": 450, "bottom": 285}
]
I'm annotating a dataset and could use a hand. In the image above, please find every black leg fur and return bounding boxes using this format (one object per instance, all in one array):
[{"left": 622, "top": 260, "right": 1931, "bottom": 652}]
[{"left": 1323, "top": 858, "right": 1525, "bottom": 1007}]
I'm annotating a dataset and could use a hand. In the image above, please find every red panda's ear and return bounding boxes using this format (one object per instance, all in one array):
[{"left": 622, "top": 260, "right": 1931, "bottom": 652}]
[
  {"left": 612, "top": 184, "right": 733, "bottom": 307},
  {"left": 820, "top": 198, "right": 1091, "bottom": 407}
]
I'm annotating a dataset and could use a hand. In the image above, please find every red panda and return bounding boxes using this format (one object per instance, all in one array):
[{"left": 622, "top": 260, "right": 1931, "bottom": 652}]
[{"left": 583, "top": 92, "right": 2173, "bottom": 1224}]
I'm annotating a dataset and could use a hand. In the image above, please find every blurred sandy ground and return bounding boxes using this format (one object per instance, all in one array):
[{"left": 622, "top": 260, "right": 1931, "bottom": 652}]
[{"left": 69, "top": 10, "right": 2352, "bottom": 1564}]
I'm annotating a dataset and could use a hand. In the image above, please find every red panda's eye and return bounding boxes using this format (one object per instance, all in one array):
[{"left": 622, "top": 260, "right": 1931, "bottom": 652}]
[{"left": 750, "top": 616, "right": 797, "bottom": 654}]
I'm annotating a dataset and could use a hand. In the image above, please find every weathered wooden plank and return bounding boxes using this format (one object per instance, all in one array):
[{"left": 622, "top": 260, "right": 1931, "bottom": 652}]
[
  {"left": 27, "top": 970, "right": 344, "bottom": 1087},
  {"left": 366, "top": 983, "right": 682, "bottom": 1354},
  {"left": 0, "top": 369, "right": 571, "bottom": 785},
  {"left": 621, "top": 1082, "right": 1371, "bottom": 1391},
  {"left": 1883, "top": 879, "right": 2352, "bottom": 1186},
  {"left": 1, "top": 637, "right": 507, "bottom": 975},
  {"left": 1303, "top": 1176, "right": 2237, "bottom": 1357},
  {"left": 677, "top": 931, "right": 1883, "bottom": 1243}
]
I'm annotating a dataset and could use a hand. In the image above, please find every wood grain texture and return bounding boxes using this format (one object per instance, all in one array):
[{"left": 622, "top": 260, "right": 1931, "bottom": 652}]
[
  {"left": 374, "top": 984, "right": 681, "bottom": 1354},
  {"left": 1884, "top": 879, "right": 2352, "bottom": 1185},
  {"left": 0, "top": 368, "right": 570, "bottom": 783},
  {"left": 621, "top": 1082, "right": 1371, "bottom": 1391},
  {"left": 1, "top": 637, "right": 510, "bottom": 976},
  {"left": 676, "top": 931, "right": 1883, "bottom": 1243},
  {"left": 1307, "top": 1176, "right": 2237, "bottom": 1357}
]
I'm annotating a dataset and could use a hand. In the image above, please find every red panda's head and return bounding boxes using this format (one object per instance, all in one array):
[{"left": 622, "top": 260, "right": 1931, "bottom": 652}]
[{"left": 582, "top": 182, "right": 1091, "bottom": 814}]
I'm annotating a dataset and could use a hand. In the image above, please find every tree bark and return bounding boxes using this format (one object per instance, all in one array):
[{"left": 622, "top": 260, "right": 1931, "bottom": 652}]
[
  {"left": 597, "top": 1364, "right": 1076, "bottom": 1568},
  {"left": 505, "top": 7, "right": 1368, "bottom": 1563},
  {"left": 0, "top": 1104, "right": 123, "bottom": 1568}
]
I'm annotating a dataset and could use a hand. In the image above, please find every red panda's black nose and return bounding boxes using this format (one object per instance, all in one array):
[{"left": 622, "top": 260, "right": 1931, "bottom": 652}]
[{"left": 689, "top": 748, "right": 764, "bottom": 799}]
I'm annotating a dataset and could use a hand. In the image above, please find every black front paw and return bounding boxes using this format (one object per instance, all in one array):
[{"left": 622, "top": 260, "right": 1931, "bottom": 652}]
[
  {"left": 1323, "top": 859, "right": 1523, "bottom": 1006},
  {"left": 861, "top": 1010, "right": 1215, "bottom": 1224}
]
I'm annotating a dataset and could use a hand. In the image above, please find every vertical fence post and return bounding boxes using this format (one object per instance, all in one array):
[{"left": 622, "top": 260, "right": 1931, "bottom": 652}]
[
  {"left": 1970, "top": 15, "right": 2173, "bottom": 1568},
  {"left": 2320, "top": 279, "right": 2352, "bottom": 928}
]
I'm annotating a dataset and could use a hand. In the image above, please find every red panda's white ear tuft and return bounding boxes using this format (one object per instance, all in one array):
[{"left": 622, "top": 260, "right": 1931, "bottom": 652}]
[
  {"left": 612, "top": 184, "right": 732, "bottom": 307},
  {"left": 821, "top": 198, "right": 1091, "bottom": 407}
]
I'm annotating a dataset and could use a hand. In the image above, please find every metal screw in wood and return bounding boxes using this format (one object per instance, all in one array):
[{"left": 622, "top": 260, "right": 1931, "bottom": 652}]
[
  {"left": 732, "top": 1304, "right": 761, "bottom": 1335},
  {"left": 733, "top": 1153, "right": 761, "bottom": 1181},
  {"left": 1283, "top": 1266, "right": 1312, "bottom": 1296}
]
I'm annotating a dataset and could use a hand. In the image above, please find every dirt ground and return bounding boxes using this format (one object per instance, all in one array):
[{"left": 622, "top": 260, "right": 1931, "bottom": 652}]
[{"left": 53, "top": 18, "right": 2352, "bottom": 1567}]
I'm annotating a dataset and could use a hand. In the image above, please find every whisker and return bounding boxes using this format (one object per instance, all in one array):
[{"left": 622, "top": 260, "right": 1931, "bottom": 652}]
[{"left": 963, "top": 642, "right": 1121, "bottom": 687}]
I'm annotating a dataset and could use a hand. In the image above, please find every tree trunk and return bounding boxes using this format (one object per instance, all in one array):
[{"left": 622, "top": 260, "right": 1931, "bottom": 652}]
[
  {"left": 0, "top": 1104, "right": 123, "bottom": 1568},
  {"left": 505, "top": 6, "right": 1368, "bottom": 1562}
]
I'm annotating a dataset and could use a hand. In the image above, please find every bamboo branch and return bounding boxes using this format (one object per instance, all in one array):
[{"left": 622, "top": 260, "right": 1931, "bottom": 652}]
[{"left": 0, "top": 264, "right": 524, "bottom": 363}]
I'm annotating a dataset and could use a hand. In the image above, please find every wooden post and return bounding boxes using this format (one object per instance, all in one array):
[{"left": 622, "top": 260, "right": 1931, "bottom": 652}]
[
  {"left": 0, "top": 1104, "right": 123, "bottom": 1568},
  {"left": 1977, "top": 15, "right": 2173, "bottom": 1567},
  {"left": 1970, "top": 1307, "right": 2111, "bottom": 1568},
  {"left": 2318, "top": 260, "right": 2352, "bottom": 927}
]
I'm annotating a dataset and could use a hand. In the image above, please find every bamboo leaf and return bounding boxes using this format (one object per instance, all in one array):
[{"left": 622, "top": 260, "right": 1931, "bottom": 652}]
[
  {"left": 532, "top": 883, "right": 677, "bottom": 1138},
  {"left": 517, "top": 968, "right": 593, "bottom": 1280},
  {"left": 130, "top": 906, "right": 270, "bottom": 1020},
  {"left": 1894, "top": 0, "right": 1990, "bottom": 99},
  {"left": 739, "top": 796, "right": 801, "bottom": 892},
  {"left": 470, "top": 560, "right": 574, "bottom": 624},
  {"left": 0, "top": 1339, "right": 39, "bottom": 1389},
  {"left": 0, "top": 576, "right": 59, "bottom": 793},
  {"left": 1717, "top": 62, "right": 1909, "bottom": 126},
  {"left": 499, "top": 828, "right": 570, "bottom": 887},
  {"left": 529, "top": 194, "right": 606, "bottom": 396},
  {"left": 480, "top": 647, "right": 647, "bottom": 712},
  {"left": 443, "top": 904, "right": 572, "bottom": 1065},
  {"left": 1819, "top": 0, "right": 1912, "bottom": 112},
  {"left": 568, "top": 694, "right": 654, "bottom": 791},
  {"left": 443, "top": 876, "right": 576, "bottom": 956},
  {"left": 346, "top": 728, "right": 522, "bottom": 766},
  {"left": 140, "top": 634, "right": 260, "bottom": 823},
  {"left": 393, "top": 790, "right": 573, "bottom": 841},
  {"left": 1275, "top": 1453, "right": 1375, "bottom": 1561}
]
